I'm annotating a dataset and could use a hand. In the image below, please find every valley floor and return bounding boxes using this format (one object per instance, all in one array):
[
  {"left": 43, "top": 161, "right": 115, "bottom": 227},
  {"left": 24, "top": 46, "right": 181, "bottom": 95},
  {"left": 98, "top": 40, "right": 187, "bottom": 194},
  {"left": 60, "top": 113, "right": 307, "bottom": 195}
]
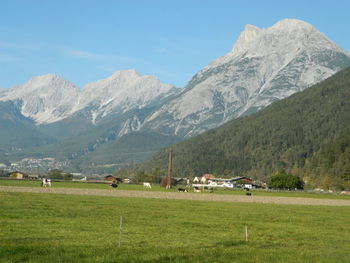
[{"left": 1, "top": 186, "right": 350, "bottom": 207}]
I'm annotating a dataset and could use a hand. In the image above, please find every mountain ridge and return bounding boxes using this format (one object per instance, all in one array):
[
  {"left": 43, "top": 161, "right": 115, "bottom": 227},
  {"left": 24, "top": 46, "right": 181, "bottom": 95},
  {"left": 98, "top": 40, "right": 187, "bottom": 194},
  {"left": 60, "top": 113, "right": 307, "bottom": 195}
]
[
  {"left": 139, "top": 18, "right": 350, "bottom": 138},
  {"left": 141, "top": 66, "right": 350, "bottom": 185},
  {"left": 0, "top": 69, "right": 180, "bottom": 125},
  {"left": 1, "top": 18, "right": 350, "bottom": 172}
]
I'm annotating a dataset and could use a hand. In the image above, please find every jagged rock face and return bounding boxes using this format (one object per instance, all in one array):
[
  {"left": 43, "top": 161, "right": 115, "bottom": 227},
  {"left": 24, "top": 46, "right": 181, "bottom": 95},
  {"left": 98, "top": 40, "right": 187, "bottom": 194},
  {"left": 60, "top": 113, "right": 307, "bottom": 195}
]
[
  {"left": 0, "top": 74, "right": 80, "bottom": 124},
  {"left": 141, "top": 19, "right": 350, "bottom": 137},
  {"left": 0, "top": 70, "right": 180, "bottom": 127},
  {"left": 76, "top": 69, "right": 179, "bottom": 124},
  {"left": 1, "top": 19, "right": 350, "bottom": 143}
]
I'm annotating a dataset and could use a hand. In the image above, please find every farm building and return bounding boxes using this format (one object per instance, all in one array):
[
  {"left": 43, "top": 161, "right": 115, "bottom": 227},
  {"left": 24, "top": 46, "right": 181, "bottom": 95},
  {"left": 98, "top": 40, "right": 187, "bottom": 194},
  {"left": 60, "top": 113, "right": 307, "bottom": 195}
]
[
  {"left": 160, "top": 177, "right": 177, "bottom": 188},
  {"left": 9, "top": 171, "right": 26, "bottom": 179},
  {"left": 28, "top": 174, "right": 39, "bottom": 180},
  {"left": 201, "top": 174, "right": 216, "bottom": 183},
  {"left": 194, "top": 174, "right": 216, "bottom": 184},
  {"left": 193, "top": 177, "right": 200, "bottom": 183},
  {"left": 210, "top": 176, "right": 252, "bottom": 184},
  {"left": 173, "top": 177, "right": 188, "bottom": 185},
  {"left": 230, "top": 176, "right": 253, "bottom": 183},
  {"left": 104, "top": 175, "right": 116, "bottom": 182}
]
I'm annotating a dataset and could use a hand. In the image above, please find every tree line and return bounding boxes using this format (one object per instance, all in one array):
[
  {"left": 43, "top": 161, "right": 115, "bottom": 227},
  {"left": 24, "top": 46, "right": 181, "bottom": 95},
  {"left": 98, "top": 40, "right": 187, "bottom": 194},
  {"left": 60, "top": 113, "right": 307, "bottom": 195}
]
[{"left": 138, "top": 66, "right": 350, "bottom": 190}]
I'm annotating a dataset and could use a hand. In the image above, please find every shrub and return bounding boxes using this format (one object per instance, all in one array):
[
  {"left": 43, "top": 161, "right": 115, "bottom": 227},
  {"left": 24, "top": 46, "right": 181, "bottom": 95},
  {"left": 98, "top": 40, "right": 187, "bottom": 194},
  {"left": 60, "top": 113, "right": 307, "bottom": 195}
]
[{"left": 268, "top": 171, "right": 304, "bottom": 190}]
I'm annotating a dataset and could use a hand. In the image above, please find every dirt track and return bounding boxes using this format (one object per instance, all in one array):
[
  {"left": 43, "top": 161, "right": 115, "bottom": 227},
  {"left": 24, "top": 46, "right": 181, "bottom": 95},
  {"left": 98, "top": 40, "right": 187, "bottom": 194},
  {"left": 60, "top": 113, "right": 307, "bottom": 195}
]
[{"left": 1, "top": 186, "right": 350, "bottom": 206}]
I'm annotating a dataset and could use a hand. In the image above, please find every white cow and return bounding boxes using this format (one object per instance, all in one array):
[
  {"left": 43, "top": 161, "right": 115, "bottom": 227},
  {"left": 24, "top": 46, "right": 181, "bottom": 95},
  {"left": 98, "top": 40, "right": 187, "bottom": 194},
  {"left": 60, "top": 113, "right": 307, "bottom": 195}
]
[
  {"left": 222, "top": 182, "right": 234, "bottom": 188},
  {"left": 143, "top": 182, "right": 152, "bottom": 189},
  {"left": 41, "top": 179, "right": 51, "bottom": 187}
]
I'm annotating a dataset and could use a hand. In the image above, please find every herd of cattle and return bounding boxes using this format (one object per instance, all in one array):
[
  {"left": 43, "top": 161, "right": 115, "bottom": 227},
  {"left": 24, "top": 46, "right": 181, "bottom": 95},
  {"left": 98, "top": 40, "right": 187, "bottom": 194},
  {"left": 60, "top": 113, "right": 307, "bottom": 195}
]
[{"left": 39, "top": 178, "right": 252, "bottom": 195}]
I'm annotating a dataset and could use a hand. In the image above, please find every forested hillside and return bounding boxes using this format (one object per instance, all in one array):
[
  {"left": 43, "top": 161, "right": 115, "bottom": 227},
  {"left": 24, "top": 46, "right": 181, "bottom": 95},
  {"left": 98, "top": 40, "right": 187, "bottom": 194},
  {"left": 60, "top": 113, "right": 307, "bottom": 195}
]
[
  {"left": 141, "top": 66, "right": 350, "bottom": 188},
  {"left": 304, "top": 134, "right": 350, "bottom": 189}
]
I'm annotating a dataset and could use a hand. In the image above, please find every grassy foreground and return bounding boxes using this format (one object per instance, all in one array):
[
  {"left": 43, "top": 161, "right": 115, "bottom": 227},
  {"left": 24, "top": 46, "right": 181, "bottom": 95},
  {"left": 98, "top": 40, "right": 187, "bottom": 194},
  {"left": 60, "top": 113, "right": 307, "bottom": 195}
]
[
  {"left": 1, "top": 191, "right": 350, "bottom": 263},
  {"left": 1, "top": 179, "right": 350, "bottom": 200}
]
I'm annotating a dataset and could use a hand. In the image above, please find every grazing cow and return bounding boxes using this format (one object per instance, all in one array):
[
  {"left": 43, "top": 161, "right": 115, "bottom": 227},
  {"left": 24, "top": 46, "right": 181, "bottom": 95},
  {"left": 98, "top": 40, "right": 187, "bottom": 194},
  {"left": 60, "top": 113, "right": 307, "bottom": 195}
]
[
  {"left": 41, "top": 179, "right": 51, "bottom": 187},
  {"left": 246, "top": 192, "right": 252, "bottom": 196},
  {"left": 143, "top": 182, "right": 152, "bottom": 189},
  {"left": 193, "top": 186, "right": 201, "bottom": 193},
  {"left": 177, "top": 188, "right": 188, "bottom": 192},
  {"left": 204, "top": 186, "right": 214, "bottom": 193},
  {"left": 111, "top": 182, "right": 119, "bottom": 188},
  {"left": 222, "top": 182, "right": 234, "bottom": 188}
]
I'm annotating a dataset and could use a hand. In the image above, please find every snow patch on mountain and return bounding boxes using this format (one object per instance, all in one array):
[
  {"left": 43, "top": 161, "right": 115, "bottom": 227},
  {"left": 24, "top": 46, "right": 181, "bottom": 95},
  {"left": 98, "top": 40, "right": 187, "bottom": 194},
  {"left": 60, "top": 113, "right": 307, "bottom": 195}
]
[
  {"left": 76, "top": 69, "right": 179, "bottom": 124},
  {"left": 141, "top": 19, "right": 350, "bottom": 137},
  {"left": 0, "top": 74, "right": 80, "bottom": 124},
  {"left": 0, "top": 70, "right": 180, "bottom": 126},
  {"left": 118, "top": 115, "right": 142, "bottom": 137},
  {"left": 1, "top": 19, "right": 349, "bottom": 143}
]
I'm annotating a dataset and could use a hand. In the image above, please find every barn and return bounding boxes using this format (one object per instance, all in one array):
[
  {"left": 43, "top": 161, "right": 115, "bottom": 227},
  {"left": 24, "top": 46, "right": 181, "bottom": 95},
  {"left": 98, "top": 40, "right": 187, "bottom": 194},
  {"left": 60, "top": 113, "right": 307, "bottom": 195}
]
[
  {"left": 104, "top": 175, "right": 116, "bottom": 182},
  {"left": 28, "top": 174, "right": 39, "bottom": 180},
  {"left": 9, "top": 171, "right": 26, "bottom": 179}
]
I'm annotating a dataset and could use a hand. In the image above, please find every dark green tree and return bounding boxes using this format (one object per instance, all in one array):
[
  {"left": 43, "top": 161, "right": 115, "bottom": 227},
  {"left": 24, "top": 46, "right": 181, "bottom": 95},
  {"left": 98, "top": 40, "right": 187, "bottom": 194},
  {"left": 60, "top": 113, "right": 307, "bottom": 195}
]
[
  {"left": 47, "top": 169, "right": 63, "bottom": 179},
  {"left": 64, "top": 173, "right": 73, "bottom": 181},
  {"left": 268, "top": 171, "right": 304, "bottom": 190},
  {"left": 0, "top": 169, "right": 9, "bottom": 177}
]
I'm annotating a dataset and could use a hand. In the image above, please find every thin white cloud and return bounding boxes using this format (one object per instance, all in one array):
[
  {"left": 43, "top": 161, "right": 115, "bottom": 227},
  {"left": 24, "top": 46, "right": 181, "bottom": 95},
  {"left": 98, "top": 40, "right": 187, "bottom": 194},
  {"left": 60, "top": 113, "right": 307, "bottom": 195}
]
[
  {"left": 0, "top": 52, "right": 18, "bottom": 63},
  {"left": 61, "top": 47, "right": 138, "bottom": 64},
  {"left": 0, "top": 40, "right": 41, "bottom": 50}
]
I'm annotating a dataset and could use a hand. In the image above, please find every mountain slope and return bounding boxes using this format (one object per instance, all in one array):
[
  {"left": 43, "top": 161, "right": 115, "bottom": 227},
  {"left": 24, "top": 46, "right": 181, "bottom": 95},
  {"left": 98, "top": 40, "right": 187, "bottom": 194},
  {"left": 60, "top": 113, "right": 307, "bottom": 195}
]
[
  {"left": 1, "top": 19, "right": 350, "bottom": 173},
  {"left": 0, "top": 70, "right": 180, "bottom": 127},
  {"left": 140, "top": 19, "right": 350, "bottom": 138},
  {"left": 75, "top": 69, "right": 180, "bottom": 124},
  {"left": 0, "top": 74, "right": 80, "bottom": 124},
  {"left": 142, "top": 66, "right": 350, "bottom": 180},
  {"left": 0, "top": 101, "right": 56, "bottom": 150},
  {"left": 304, "top": 133, "right": 350, "bottom": 187}
]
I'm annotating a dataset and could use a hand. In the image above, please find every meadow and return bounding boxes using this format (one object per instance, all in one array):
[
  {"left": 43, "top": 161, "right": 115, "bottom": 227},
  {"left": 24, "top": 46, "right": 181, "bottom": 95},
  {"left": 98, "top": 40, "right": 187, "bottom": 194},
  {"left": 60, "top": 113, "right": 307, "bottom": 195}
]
[
  {"left": 1, "top": 190, "right": 350, "bottom": 263},
  {"left": 1, "top": 179, "right": 350, "bottom": 200}
]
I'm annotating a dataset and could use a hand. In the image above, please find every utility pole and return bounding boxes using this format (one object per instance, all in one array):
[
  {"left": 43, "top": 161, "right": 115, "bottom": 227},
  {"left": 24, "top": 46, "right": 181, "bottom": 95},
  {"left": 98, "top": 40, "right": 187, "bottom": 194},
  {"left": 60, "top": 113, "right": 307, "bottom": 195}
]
[{"left": 166, "top": 148, "right": 173, "bottom": 189}]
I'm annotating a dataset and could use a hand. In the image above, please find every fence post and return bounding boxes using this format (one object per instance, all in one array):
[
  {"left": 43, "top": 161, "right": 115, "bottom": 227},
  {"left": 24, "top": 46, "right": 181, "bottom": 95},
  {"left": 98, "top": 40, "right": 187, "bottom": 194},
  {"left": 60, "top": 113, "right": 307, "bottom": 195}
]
[
  {"left": 119, "top": 216, "right": 123, "bottom": 247},
  {"left": 245, "top": 225, "right": 248, "bottom": 242}
]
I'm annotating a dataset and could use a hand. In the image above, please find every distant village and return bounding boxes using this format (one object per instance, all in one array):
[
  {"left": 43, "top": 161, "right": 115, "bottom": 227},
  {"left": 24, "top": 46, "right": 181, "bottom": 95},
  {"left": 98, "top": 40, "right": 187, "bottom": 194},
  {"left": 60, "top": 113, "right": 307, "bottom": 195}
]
[
  {"left": 2, "top": 167, "right": 267, "bottom": 191},
  {"left": 0, "top": 158, "right": 70, "bottom": 173}
]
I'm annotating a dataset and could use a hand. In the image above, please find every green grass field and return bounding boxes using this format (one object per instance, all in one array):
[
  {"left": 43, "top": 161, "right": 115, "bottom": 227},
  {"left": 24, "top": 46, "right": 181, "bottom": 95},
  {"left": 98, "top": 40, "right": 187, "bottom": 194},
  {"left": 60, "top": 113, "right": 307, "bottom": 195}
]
[
  {"left": 1, "top": 190, "right": 350, "bottom": 263},
  {"left": 1, "top": 179, "right": 350, "bottom": 200}
]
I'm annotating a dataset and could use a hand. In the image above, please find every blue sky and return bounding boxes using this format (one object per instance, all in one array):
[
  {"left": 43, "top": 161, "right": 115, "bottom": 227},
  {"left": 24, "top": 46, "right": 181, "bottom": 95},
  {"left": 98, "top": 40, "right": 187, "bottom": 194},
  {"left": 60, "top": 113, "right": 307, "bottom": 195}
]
[{"left": 1, "top": 0, "right": 349, "bottom": 89}]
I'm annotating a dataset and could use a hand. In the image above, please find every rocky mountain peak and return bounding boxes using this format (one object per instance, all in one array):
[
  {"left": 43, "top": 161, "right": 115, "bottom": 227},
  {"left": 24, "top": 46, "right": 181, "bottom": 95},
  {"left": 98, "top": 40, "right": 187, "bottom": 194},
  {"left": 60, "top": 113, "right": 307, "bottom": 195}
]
[
  {"left": 73, "top": 70, "right": 180, "bottom": 124},
  {"left": 231, "top": 24, "right": 261, "bottom": 53},
  {"left": 231, "top": 18, "right": 343, "bottom": 57},
  {"left": 110, "top": 69, "right": 141, "bottom": 78},
  {"left": 0, "top": 74, "right": 80, "bottom": 124},
  {"left": 142, "top": 18, "right": 350, "bottom": 138}
]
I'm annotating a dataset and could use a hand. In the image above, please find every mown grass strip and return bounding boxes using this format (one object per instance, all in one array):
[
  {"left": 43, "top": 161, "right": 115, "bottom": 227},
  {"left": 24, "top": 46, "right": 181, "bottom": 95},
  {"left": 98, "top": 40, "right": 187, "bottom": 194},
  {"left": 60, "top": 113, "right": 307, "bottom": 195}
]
[
  {"left": 1, "top": 191, "right": 350, "bottom": 262},
  {"left": 1, "top": 179, "right": 349, "bottom": 200}
]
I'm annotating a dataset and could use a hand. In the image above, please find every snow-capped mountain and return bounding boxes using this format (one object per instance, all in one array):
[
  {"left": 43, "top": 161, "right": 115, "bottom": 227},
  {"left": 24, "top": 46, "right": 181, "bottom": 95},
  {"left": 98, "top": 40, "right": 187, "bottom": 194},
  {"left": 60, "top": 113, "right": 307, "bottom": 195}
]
[
  {"left": 2, "top": 19, "right": 348, "bottom": 138},
  {"left": 76, "top": 69, "right": 179, "bottom": 124},
  {"left": 0, "top": 74, "right": 80, "bottom": 124},
  {"left": 1, "top": 18, "right": 350, "bottom": 172},
  {"left": 141, "top": 19, "right": 350, "bottom": 137},
  {"left": 0, "top": 70, "right": 180, "bottom": 126}
]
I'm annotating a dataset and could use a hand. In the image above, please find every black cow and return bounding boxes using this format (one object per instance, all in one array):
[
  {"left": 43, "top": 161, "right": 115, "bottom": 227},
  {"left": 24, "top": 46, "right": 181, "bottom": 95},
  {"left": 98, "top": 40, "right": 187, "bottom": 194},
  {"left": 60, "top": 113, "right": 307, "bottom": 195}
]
[{"left": 111, "top": 182, "right": 119, "bottom": 188}]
